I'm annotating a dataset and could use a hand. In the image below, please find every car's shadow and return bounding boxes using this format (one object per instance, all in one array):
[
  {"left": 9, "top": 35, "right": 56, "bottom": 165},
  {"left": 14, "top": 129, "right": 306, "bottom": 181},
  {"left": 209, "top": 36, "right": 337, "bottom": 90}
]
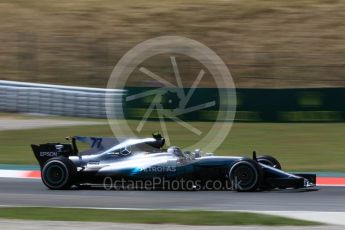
[{"left": 260, "top": 188, "right": 319, "bottom": 193}]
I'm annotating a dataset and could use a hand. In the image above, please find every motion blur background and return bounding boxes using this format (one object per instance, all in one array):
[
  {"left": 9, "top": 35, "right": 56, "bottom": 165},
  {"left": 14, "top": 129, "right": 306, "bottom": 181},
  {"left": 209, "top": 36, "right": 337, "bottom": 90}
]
[
  {"left": 1, "top": 0, "right": 344, "bottom": 88},
  {"left": 0, "top": 0, "right": 345, "bottom": 171}
]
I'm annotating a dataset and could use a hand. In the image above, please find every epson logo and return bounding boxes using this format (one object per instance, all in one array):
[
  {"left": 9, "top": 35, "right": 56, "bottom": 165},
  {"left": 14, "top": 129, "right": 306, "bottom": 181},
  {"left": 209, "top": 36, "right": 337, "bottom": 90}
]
[{"left": 40, "top": 152, "right": 58, "bottom": 157}]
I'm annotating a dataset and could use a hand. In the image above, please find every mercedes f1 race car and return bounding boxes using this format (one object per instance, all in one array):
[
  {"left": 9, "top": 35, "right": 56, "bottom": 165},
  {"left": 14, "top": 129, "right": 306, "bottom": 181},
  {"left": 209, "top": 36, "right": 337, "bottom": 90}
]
[{"left": 31, "top": 134, "right": 316, "bottom": 191}]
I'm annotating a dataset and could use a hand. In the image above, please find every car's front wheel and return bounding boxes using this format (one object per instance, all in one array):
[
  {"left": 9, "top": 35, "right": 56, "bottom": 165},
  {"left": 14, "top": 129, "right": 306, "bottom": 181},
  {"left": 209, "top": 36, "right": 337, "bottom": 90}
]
[
  {"left": 41, "top": 157, "right": 76, "bottom": 190},
  {"left": 229, "top": 160, "right": 262, "bottom": 192}
]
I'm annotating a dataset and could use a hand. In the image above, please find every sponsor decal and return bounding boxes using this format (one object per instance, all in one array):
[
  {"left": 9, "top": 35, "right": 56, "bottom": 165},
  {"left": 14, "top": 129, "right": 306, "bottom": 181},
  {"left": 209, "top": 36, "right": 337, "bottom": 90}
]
[
  {"left": 142, "top": 166, "right": 177, "bottom": 172},
  {"left": 55, "top": 145, "right": 64, "bottom": 152},
  {"left": 39, "top": 152, "right": 58, "bottom": 157}
]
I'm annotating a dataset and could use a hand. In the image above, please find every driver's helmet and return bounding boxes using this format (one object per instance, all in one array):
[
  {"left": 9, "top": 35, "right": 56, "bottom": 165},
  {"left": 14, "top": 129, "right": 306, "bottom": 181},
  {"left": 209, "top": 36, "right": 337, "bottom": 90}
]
[
  {"left": 194, "top": 149, "right": 202, "bottom": 158},
  {"left": 167, "top": 146, "right": 183, "bottom": 157}
]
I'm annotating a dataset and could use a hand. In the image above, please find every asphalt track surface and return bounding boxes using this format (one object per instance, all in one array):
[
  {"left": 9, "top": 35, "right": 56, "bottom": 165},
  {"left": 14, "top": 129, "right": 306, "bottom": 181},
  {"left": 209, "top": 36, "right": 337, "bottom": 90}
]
[{"left": 0, "top": 178, "right": 344, "bottom": 212}]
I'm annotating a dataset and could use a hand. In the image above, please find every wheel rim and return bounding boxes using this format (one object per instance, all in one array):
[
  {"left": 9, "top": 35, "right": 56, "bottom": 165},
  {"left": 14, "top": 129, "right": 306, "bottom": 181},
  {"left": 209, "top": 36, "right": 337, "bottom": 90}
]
[
  {"left": 45, "top": 165, "right": 65, "bottom": 185},
  {"left": 230, "top": 162, "right": 258, "bottom": 191},
  {"left": 42, "top": 161, "right": 69, "bottom": 188}
]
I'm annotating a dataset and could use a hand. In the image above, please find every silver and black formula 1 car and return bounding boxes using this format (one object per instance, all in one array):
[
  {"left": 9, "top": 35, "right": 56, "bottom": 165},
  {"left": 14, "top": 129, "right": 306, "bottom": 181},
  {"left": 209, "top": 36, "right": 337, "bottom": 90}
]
[{"left": 31, "top": 134, "right": 316, "bottom": 191}]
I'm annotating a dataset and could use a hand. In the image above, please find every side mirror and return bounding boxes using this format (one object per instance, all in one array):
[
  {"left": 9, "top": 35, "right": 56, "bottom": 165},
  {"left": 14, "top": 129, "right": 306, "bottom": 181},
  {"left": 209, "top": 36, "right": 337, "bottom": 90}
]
[{"left": 253, "top": 151, "right": 257, "bottom": 161}]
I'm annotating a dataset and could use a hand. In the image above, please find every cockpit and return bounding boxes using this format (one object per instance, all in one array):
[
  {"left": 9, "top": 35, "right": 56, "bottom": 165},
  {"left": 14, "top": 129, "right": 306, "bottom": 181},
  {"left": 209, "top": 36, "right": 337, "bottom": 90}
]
[
  {"left": 167, "top": 146, "right": 211, "bottom": 160},
  {"left": 167, "top": 146, "right": 184, "bottom": 158}
]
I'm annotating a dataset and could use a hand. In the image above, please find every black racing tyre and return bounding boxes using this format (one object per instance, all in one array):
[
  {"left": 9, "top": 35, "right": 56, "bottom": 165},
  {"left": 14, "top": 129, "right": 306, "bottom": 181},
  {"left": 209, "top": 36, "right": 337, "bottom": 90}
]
[
  {"left": 229, "top": 160, "right": 262, "bottom": 192},
  {"left": 41, "top": 157, "right": 76, "bottom": 190},
  {"left": 257, "top": 155, "right": 282, "bottom": 170}
]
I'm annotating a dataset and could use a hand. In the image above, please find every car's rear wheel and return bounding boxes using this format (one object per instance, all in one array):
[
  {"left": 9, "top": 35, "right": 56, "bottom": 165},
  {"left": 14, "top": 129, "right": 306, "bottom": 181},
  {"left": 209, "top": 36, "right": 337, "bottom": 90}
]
[
  {"left": 257, "top": 155, "right": 282, "bottom": 169},
  {"left": 229, "top": 160, "right": 262, "bottom": 192},
  {"left": 41, "top": 157, "right": 76, "bottom": 190}
]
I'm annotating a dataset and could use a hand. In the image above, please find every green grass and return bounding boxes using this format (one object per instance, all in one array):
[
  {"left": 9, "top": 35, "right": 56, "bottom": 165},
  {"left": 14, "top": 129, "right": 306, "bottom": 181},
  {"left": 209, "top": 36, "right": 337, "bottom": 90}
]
[
  {"left": 1, "top": 0, "right": 345, "bottom": 88},
  {"left": 1, "top": 119, "right": 345, "bottom": 171},
  {"left": 0, "top": 208, "right": 318, "bottom": 226}
]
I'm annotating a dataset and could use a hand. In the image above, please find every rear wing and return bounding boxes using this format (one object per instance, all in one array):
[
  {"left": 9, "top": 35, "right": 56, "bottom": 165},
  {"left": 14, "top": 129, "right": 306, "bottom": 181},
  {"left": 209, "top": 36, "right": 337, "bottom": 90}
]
[{"left": 31, "top": 142, "right": 77, "bottom": 168}]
